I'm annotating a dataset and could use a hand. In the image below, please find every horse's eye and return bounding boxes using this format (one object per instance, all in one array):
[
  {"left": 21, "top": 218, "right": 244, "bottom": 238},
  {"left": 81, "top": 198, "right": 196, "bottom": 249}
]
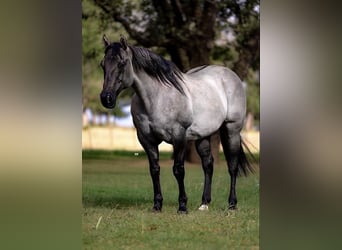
[{"left": 118, "top": 60, "right": 126, "bottom": 68}]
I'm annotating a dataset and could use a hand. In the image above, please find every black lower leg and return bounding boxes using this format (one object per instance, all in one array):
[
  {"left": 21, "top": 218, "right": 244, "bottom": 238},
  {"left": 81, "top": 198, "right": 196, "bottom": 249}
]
[
  {"left": 227, "top": 139, "right": 240, "bottom": 209},
  {"left": 138, "top": 131, "right": 163, "bottom": 212},
  {"left": 196, "top": 138, "right": 214, "bottom": 205},
  {"left": 150, "top": 164, "right": 163, "bottom": 211},
  {"left": 228, "top": 164, "right": 238, "bottom": 209},
  {"left": 173, "top": 163, "right": 188, "bottom": 213},
  {"left": 173, "top": 137, "right": 188, "bottom": 213},
  {"left": 220, "top": 125, "right": 241, "bottom": 210},
  {"left": 202, "top": 156, "right": 214, "bottom": 205}
]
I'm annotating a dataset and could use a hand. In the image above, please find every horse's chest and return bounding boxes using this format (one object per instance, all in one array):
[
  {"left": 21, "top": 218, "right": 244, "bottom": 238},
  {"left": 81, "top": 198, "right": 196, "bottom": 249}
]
[
  {"left": 132, "top": 94, "right": 192, "bottom": 143},
  {"left": 149, "top": 123, "right": 173, "bottom": 143},
  {"left": 149, "top": 111, "right": 191, "bottom": 143}
]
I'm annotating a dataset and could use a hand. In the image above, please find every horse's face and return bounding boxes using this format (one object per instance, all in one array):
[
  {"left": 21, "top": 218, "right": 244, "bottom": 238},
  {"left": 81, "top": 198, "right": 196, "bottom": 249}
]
[{"left": 100, "top": 35, "right": 134, "bottom": 109}]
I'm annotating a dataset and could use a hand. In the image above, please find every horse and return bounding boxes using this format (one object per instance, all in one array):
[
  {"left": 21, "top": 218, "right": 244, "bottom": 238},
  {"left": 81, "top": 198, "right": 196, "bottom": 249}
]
[{"left": 100, "top": 35, "right": 254, "bottom": 213}]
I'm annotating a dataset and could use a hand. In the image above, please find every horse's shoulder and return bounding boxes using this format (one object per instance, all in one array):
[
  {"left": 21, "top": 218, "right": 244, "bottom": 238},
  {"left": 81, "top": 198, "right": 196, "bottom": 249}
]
[{"left": 131, "top": 94, "right": 146, "bottom": 117}]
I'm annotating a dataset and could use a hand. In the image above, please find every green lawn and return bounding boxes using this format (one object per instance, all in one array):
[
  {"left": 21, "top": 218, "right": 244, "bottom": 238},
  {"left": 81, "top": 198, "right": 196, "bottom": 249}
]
[{"left": 83, "top": 150, "right": 259, "bottom": 249}]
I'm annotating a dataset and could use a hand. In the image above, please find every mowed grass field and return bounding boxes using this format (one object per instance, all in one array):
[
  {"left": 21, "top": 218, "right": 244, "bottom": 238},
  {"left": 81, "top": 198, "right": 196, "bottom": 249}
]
[{"left": 83, "top": 150, "right": 259, "bottom": 249}]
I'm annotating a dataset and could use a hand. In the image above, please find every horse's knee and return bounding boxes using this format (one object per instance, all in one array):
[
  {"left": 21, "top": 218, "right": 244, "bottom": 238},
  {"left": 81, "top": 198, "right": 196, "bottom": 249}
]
[
  {"left": 173, "top": 164, "right": 185, "bottom": 178},
  {"left": 202, "top": 155, "right": 214, "bottom": 174},
  {"left": 228, "top": 166, "right": 239, "bottom": 177},
  {"left": 150, "top": 165, "right": 160, "bottom": 176},
  {"left": 228, "top": 155, "right": 239, "bottom": 173}
]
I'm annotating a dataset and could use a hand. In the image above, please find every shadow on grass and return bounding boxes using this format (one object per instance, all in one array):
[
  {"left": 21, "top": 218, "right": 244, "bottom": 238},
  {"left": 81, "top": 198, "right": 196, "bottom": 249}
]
[
  {"left": 83, "top": 195, "right": 151, "bottom": 209},
  {"left": 82, "top": 186, "right": 179, "bottom": 209},
  {"left": 83, "top": 194, "right": 180, "bottom": 209}
]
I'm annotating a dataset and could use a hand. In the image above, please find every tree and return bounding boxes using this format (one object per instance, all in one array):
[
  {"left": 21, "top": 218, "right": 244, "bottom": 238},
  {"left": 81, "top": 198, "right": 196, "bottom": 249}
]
[
  {"left": 93, "top": 0, "right": 220, "bottom": 71},
  {"left": 87, "top": 0, "right": 259, "bottom": 161}
]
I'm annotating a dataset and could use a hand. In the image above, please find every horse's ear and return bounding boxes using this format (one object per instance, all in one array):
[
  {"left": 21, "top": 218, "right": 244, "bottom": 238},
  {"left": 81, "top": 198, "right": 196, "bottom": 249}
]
[
  {"left": 120, "top": 35, "right": 128, "bottom": 50},
  {"left": 103, "top": 34, "right": 110, "bottom": 48}
]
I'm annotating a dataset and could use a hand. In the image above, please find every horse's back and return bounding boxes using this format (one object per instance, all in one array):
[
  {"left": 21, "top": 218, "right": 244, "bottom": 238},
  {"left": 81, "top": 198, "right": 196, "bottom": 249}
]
[
  {"left": 187, "top": 65, "right": 246, "bottom": 118},
  {"left": 187, "top": 65, "right": 243, "bottom": 92},
  {"left": 185, "top": 65, "right": 246, "bottom": 138}
]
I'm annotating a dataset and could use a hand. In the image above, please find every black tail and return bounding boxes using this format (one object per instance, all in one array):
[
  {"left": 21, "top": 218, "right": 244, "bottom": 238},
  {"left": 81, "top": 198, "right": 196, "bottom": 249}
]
[{"left": 237, "top": 136, "right": 257, "bottom": 177}]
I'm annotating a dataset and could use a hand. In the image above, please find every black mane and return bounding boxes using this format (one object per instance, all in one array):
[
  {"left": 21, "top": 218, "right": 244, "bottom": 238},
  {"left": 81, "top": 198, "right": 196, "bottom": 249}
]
[
  {"left": 130, "top": 46, "right": 185, "bottom": 94},
  {"left": 104, "top": 43, "right": 185, "bottom": 94}
]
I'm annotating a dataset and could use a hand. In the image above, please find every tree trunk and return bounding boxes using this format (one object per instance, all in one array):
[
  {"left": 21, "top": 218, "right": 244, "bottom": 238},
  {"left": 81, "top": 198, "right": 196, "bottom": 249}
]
[
  {"left": 245, "top": 112, "right": 254, "bottom": 131},
  {"left": 167, "top": 46, "right": 190, "bottom": 72}
]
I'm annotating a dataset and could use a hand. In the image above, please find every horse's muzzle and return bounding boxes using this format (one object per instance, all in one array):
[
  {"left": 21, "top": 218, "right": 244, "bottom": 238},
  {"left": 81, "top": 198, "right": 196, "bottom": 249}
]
[{"left": 100, "top": 92, "right": 116, "bottom": 109}]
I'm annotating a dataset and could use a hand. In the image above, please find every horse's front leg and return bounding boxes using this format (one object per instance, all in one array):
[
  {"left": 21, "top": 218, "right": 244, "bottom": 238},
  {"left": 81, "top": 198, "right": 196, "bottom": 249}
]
[
  {"left": 137, "top": 132, "right": 163, "bottom": 212},
  {"left": 172, "top": 138, "right": 188, "bottom": 214}
]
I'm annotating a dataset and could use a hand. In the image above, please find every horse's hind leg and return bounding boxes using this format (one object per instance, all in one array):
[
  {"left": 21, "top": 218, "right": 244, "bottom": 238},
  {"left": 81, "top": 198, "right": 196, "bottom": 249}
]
[
  {"left": 137, "top": 131, "right": 163, "bottom": 212},
  {"left": 172, "top": 137, "right": 188, "bottom": 214},
  {"left": 220, "top": 122, "right": 242, "bottom": 210},
  {"left": 195, "top": 137, "right": 214, "bottom": 211}
]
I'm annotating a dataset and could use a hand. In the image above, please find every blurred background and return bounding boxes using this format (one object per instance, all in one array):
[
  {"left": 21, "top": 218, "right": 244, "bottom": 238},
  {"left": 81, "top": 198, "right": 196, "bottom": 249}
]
[{"left": 81, "top": 0, "right": 260, "bottom": 161}]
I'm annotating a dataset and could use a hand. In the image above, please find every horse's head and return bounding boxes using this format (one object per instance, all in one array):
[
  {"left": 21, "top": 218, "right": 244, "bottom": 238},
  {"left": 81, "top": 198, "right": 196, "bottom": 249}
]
[{"left": 100, "top": 35, "right": 134, "bottom": 109}]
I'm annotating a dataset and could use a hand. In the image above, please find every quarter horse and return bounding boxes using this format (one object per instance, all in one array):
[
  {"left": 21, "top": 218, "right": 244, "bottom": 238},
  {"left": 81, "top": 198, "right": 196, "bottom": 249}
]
[{"left": 100, "top": 35, "right": 254, "bottom": 213}]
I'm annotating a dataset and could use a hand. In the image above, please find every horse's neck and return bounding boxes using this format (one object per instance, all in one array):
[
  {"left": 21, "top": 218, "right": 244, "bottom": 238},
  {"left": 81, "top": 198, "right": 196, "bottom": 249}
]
[{"left": 132, "top": 71, "right": 159, "bottom": 111}]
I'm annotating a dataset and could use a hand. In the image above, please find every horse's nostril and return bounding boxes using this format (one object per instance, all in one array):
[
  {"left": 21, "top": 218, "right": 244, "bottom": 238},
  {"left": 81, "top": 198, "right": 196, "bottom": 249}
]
[
  {"left": 106, "top": 94, "right": 113, "bottom": 104},
  {"left": 100, "top": 91, "right": 116, "bottom": 109}
]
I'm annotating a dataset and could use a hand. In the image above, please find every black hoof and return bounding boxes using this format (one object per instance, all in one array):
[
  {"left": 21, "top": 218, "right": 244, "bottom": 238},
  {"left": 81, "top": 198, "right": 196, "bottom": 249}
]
[
  {"left": 228, "top": 203, "right": 237, "bottom": 210},
  {"left": 152, "top": 206, "right": 162, "bottom": 213},
  {"left": 177, "top": 206, "right": 188, "bottom": 214}
]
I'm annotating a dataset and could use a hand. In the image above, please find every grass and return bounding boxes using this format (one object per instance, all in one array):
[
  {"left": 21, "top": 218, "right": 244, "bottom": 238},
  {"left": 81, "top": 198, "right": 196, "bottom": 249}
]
[{"left": 83, "top": 150, "right": 259, "bottom": 249}]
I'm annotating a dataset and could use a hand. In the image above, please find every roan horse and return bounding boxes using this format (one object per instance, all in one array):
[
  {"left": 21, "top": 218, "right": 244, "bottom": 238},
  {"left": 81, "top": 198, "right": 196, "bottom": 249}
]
[{"left": 100, "top": 35, "right": 254, "bottom": 213}]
